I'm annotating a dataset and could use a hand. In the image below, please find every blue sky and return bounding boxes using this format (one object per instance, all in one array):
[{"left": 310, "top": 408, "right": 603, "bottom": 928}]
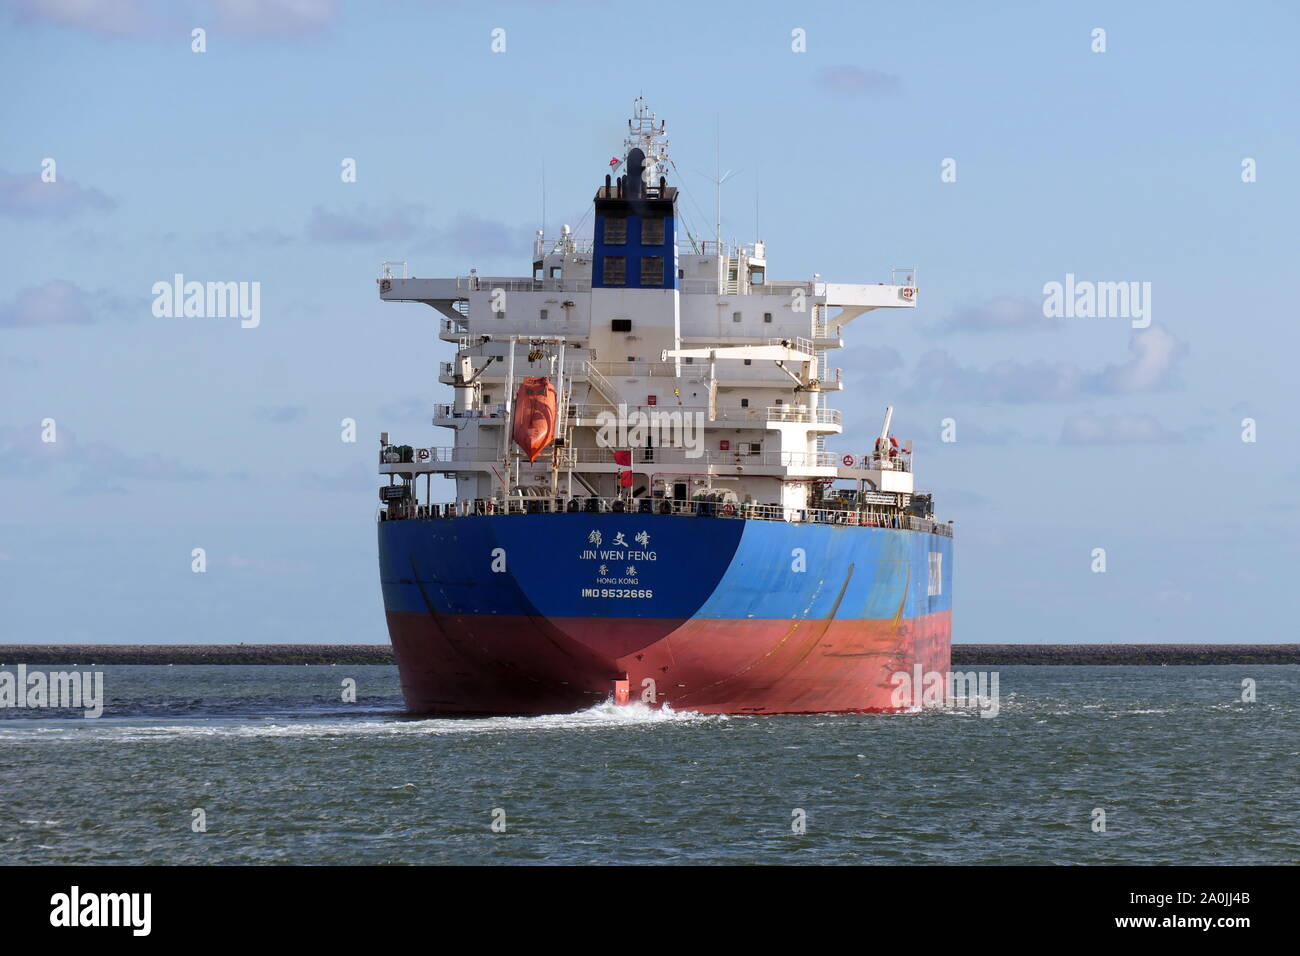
[{"left": 2, "top": 0, "right": 1297, "bottom": 644}]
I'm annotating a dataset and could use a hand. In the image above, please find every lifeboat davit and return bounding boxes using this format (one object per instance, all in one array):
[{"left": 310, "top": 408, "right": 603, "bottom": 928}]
[{"left": 512, "top": 376, "right": 557, "bottom": 463}]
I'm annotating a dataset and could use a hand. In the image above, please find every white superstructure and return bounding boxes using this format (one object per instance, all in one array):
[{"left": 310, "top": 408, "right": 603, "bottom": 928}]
[{"left": 377, "top": 101, "right": 921, "bottom": 519}]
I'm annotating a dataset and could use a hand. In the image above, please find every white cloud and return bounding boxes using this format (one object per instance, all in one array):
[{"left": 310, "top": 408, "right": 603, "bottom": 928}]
[
  {"left": 0, "top": 280, "right": 116, "bottom": 327},
  {"left": 1060, "top": 412, "right": 1190, "bottom": 445},
  {"left": 924, "top": 297, "right": 1060, "bottom": 335},
  {"left": 816, "top": 66, "right": 901, "bottom": 96},
  {"left": 1087, "top": 324, "right": 1186, "bottom": 394}
]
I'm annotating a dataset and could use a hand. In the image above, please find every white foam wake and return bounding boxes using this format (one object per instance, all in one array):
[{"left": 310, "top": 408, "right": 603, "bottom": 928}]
[{"left": 0, "top": 699, "right": 722, "bottom": 743}]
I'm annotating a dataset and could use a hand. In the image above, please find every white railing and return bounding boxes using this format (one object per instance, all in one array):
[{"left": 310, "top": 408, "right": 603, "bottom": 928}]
[
  {"left": 432, "top": 404, "right": 507, "bottom": 420},
  {"left": 677, "top": 278, "right": 823, "bottom": 298},
  {"left": 379, "top": 261, "right": 408, "bottom": 279},
  {"left": 553, "top": 447, "right": 844, "bottom": 469},
  {"left": 381, "top": 444, "right": 911, "bottom": 473},
  {"left": 582, "top": 361, "right": 620, "bottom": 406},
  {"left": 379, "top": 492, "right": 951, "bottom": 536},
  {"left": 763, "top": 281, "right": 819, "bottom": 297},
  {"left": 457, "top": 276, "right": 592, "bottom": 293},
  {"left": 679, "top": 278, "right": 720, "bottom": 294},
  {"left": 534, "top": 236, "right": 595, "bottom": 257},
  {"left": 765, "top": 405, "right": 841, "bottom": 425},
  {"left": 575, "top": 403, "right": 834, "bottom": 427},
  {"left": 588, "top": 361, "right": 682, "bottom": 379},
  {"left": 766, "top": 335, "right": 815, "bottom": 355},
  {"left": 559, "top": 402, "right": 842, "bottom": 427}
]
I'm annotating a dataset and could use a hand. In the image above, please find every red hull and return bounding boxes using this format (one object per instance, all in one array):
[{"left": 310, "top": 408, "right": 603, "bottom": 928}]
[{"left": 387, "top": 610, "right": 952, "bottom": 715}]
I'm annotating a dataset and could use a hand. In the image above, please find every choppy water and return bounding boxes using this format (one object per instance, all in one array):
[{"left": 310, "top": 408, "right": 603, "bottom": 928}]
[{"left": 1, "top": 665, "right": 1296, "bottom": 864}]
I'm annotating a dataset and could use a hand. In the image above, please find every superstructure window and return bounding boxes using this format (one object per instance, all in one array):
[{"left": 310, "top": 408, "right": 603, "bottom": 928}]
[
  {"left": 611, "top": 318, "right": 632, "bottom": 332},
  {"left": 540, "top": 309, "right": 548, "bottom": 321},
  {"left": 642, "top": 256, "right": 664, "bottom": 286},
  {"left": 604, "top": 257, "right": 626, "bottom": 285},
  {"left": 763, "top": 312, "right": 773, "bottom": 323},
  {"left": 603, "top": 216, "right": 627, "bottom": 244},
  {"left": 642, "top": 218, "right": 665, "bottom": 245},
  {"left": 732, "top": 312, "right": 742, "bottom": 323}
]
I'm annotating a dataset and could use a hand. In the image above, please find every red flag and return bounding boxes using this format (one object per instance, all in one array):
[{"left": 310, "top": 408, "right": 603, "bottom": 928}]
[
  {"left": 619, "top": 470, "right": 633, "bottom": 487},
  {"left": 613, "top": 450, "right": 632, "bottom": 466},
  {"left": 609, "top": 157, "right": 621, "bottom": 168}
]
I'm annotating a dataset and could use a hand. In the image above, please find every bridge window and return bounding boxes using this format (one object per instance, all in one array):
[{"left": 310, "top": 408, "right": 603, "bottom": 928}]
[
  {"left": 604, "top": 257, "right": 626, "bottom": 285},
  {"left": 642, "top": 218, "right": 665, "bottom": 245},
  {"left": 642, "top": 256, "right": 664, "bottom": 285}
]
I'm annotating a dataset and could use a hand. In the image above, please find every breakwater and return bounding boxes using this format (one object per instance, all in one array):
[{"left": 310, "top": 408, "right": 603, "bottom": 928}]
[{"left": 0, "top": 644, "right": 1295, "bottom": 665}]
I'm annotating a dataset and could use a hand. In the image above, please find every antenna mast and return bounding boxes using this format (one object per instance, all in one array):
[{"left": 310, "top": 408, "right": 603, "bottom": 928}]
[
  {"left": 709, "top": 115, "right": 737, "bottom": 249},
  {"left": 625, "top": 96, "right": 669, "bottom": 188}
]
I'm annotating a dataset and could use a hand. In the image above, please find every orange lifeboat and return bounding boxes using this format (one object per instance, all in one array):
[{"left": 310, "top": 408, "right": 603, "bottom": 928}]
[{"left": 512, "top": 376, "right": 557, "bottom": 463}]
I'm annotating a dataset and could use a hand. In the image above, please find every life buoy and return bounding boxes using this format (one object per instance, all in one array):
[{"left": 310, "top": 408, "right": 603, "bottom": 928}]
[
  {"left": 722, "top": 503, "right": 736, "bottom": 517},
  {"left": 842, "top": 454, "right": 855, "bottom": 467}
]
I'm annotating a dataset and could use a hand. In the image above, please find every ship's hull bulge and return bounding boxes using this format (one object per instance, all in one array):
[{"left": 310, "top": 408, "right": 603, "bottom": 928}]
[{"left": 379, "top": 514, "right": 952, "bottom": 715}]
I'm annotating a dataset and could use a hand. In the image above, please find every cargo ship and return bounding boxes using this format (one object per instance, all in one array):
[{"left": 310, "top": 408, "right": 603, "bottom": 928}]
[{"left": 375, "top": 100, "right": 952, "bottom": 715}]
